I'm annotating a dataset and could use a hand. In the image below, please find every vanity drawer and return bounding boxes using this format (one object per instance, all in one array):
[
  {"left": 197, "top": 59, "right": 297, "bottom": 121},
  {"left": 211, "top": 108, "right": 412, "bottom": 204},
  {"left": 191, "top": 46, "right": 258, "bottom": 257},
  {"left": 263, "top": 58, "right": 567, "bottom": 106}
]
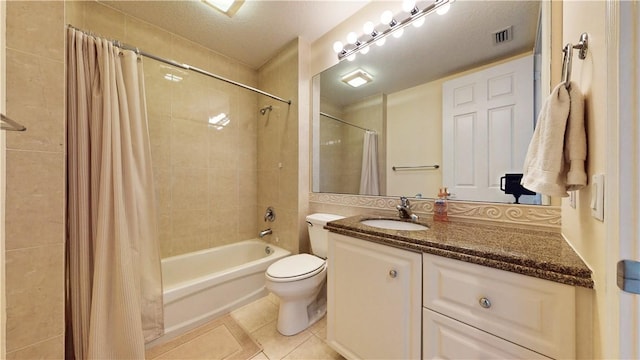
[
  {"left": 422, "top": 253, "right": 575, "bottom": 359},
  {"left": 423, "top": 308, "right": 550, "bottom": 359}
]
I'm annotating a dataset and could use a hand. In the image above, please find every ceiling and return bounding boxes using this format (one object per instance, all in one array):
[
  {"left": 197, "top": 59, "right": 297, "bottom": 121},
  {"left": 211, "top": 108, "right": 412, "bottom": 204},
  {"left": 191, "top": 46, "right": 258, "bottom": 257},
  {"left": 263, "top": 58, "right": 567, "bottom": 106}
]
[{"left": 100, "top": 0, "right": 371, "bottom": 69}]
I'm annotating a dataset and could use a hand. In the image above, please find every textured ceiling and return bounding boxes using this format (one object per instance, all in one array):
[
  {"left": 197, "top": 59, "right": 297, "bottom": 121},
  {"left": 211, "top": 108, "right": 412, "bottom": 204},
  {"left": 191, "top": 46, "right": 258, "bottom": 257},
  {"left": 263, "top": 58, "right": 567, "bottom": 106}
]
[{"left": 100, "top": 0, "right": 371, "bottom": 69}]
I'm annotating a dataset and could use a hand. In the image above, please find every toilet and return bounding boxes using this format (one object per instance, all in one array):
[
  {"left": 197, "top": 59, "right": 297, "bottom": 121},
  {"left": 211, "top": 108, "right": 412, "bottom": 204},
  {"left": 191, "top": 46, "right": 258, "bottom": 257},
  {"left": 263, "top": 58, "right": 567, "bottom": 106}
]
[{"left": 265, "top": 213, "right": 344, "bottom": 336}]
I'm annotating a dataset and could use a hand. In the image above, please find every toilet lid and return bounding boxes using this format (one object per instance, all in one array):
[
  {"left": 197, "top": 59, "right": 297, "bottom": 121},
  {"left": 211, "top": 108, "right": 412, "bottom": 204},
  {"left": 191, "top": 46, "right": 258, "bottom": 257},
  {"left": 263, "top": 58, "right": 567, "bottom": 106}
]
[{"left": 266, "top": 254, "right": 326, "bottom": 280}]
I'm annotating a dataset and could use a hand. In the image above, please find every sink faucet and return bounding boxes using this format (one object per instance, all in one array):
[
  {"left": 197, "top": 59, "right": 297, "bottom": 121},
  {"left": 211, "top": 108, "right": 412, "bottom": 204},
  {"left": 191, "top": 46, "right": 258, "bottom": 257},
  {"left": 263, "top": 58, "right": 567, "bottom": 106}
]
[
  {"left": 259, "top": 228, "right": 272, "bottom": 238},
  {"left": 396, "top": 197, "right": 419, "bottom": 221}
]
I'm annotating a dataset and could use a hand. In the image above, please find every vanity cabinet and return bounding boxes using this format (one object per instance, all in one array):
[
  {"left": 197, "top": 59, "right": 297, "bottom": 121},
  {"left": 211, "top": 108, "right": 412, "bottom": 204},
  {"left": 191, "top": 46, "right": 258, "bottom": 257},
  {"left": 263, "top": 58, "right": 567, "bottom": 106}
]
[
  {"left": 327, "top": 233, "right": 422, "bottom": 360},
  {"left": 422, "top": 253, "right": 576, "bottom": 359}
]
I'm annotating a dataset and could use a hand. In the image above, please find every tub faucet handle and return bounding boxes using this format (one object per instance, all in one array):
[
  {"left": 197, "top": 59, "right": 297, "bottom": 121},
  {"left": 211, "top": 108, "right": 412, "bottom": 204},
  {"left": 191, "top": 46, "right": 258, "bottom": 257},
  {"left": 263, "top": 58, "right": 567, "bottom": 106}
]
[{"left": 264, "top": 207, "right": 276, "bottom": 222}]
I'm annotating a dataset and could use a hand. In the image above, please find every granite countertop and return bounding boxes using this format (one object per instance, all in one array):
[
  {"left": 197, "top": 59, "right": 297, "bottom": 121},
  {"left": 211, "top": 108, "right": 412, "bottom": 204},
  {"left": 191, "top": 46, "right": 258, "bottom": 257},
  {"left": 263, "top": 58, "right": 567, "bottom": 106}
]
[{"left": 325, "top": 215, "right": 594, "bottom": 288}]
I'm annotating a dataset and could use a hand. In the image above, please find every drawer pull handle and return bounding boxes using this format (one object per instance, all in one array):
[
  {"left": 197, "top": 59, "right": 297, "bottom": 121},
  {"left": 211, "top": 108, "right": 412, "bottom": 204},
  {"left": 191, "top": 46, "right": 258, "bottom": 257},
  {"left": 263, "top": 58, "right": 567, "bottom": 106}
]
[
  {"left": 479, "top": 297, "right": 492, "bottom": 309},
  {"left": 389, "top": 269, "right": 398, "bottom": 278}
]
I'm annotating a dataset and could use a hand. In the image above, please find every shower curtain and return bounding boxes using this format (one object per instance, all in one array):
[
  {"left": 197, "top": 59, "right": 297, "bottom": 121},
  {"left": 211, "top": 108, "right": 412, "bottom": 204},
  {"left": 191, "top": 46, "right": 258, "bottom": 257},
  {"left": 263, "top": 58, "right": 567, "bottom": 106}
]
[
  {"left": 359, "top": 130, "right": 380, "bottom": 195},
  {"left": 66, "top": 28, "right": 163, "bottom": 359}
]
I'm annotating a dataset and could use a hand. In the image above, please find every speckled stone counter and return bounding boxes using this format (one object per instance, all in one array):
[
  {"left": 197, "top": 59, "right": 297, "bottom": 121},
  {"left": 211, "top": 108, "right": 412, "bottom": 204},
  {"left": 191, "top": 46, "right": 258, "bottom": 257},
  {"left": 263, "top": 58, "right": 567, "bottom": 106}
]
[{"left": 325, "top": 215, "right": 594, "bottom": 288}]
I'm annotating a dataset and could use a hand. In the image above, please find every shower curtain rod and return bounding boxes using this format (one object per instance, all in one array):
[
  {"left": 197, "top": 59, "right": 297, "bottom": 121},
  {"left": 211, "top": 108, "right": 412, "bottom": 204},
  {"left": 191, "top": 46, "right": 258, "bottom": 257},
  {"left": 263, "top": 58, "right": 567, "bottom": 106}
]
[
  {"left": 320, "top": 112, "right": 373, "bottom": 132},
  {"left": 67, "top": 25, "right": 292, "bottom": 105}
]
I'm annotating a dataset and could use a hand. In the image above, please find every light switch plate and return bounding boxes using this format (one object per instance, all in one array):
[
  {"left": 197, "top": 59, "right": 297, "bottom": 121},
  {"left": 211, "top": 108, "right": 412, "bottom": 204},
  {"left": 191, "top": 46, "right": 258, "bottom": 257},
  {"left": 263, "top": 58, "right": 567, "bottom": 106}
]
[
  {"left": 591, "top": 174, "right": 605, "bottom": 221},
  {"left": 569, "top": 191, "right": 576, "bottom": 209}
]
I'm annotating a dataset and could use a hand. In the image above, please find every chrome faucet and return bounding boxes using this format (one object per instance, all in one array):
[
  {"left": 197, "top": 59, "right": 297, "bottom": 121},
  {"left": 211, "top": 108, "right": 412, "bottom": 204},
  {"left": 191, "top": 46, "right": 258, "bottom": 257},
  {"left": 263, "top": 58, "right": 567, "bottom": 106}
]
[
  {"left": 259, "top": 228, "right": 272, "bottom": 238},
  {"left": 396, "top": 197, "right": 419, "bottom": 221}
]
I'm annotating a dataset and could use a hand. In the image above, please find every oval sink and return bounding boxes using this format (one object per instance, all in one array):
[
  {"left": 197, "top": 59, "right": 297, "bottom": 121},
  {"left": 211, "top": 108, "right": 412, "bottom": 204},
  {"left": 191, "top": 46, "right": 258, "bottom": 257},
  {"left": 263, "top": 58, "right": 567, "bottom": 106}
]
[{"left": 360, "top": 219, "right": 429, "bottom": 231}]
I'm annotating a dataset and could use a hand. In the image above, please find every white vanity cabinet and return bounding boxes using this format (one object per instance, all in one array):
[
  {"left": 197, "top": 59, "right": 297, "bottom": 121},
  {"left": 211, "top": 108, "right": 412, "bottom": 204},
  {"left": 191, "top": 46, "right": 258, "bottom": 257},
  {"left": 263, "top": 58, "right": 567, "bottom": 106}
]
[
  {"left": 422, "top": 253, "right": 576, "bottom": 359},
  {"left": 327, "top": 233, "right": 422, "bottom": 360}
]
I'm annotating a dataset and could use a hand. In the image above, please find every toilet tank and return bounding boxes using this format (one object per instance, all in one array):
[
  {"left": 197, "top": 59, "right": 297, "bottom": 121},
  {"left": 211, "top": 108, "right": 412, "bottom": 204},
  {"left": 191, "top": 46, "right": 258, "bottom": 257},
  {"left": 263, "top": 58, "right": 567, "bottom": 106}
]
[{"left": 306, "top": 213, "right": 344, "bottom": 259}]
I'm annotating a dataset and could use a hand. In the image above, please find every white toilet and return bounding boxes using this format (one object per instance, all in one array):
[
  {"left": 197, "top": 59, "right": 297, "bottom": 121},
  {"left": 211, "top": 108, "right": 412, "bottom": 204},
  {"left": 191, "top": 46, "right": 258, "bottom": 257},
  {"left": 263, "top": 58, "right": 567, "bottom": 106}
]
[{"left": 265, "top": 213, "right": 344, "bottom": 336}]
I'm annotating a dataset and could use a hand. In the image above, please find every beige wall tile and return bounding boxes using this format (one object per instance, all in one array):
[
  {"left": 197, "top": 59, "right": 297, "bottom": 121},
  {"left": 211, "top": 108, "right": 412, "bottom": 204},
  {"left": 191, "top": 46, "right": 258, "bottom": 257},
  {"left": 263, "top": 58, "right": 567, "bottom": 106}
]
[
  {"left": 5, "top": 50, "right": 64, "bottom": 152},
  {"left": 5, "top": 335, "right": 64, "bottom": 360},
  {"left": 125, "top": 16, "right": 173, "bottom": 60},
  {"left": 170, "top": 35, "right": 211, "bottom": 73},
  {"left": 65, "top": 0, "right": 86, "bottom": 29},
  {"left": 83, "top": 1, "right": 126, "bottom": 40},
  {"left": 171, "top": 117, "right": 208, "bottom": 168},
  {"left": 153, "top": 166, "right": 172, "bottom": 214},
  {"left": 209, "top": 169, "right": 239, "bottom": 209},
  {"left": 171, "top": 209, "right": 209, "bottom": 240},
  {"left": 5, "top": 244, "right": 64, "bottom": 352},
  {"left": 148, "top": 114, "right": 172, "bottom": 167},
  {"left": 5, "top": 150, "right": 64, "bottom": 250},
  {"left": 171, "top": 167, "right": 208, "bottom": 210},
  {"left": 144, "top": 60, "right": 173, "bottom": 117},
  {"left": 6, "top": 1, "right": 64, "bottom": 61}
]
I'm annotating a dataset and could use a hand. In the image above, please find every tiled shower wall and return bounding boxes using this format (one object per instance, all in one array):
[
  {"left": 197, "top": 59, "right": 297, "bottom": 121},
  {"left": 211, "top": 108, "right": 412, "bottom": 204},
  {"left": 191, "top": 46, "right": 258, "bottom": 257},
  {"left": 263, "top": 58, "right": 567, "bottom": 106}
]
[
  {"left": 67, "top": 1, "right": 260, "bottom": 258},
  {"left": 257, "top": 39, "right": 303, "bottom": 255},
  {"left": 5, "top": 1, "right": 65, "bottom": 357}
]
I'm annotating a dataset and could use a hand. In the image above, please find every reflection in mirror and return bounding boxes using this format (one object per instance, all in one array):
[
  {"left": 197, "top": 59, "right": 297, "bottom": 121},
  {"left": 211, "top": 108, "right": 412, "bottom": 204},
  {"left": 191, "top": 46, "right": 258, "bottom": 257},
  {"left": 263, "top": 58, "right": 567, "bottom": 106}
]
[{"left": 312, "top": 1, "right": 544, "bottom": 204}]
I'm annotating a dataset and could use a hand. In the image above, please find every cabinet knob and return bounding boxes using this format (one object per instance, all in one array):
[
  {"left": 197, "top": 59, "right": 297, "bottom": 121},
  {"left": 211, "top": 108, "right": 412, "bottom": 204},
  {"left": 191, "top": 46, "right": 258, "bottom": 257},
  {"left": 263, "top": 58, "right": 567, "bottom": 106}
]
[
  {"left": 389, "top": 269, "right": 398, "bottom": 278},
  {"left": 479, "top": 297, "right": 492, "bottom": 309}
]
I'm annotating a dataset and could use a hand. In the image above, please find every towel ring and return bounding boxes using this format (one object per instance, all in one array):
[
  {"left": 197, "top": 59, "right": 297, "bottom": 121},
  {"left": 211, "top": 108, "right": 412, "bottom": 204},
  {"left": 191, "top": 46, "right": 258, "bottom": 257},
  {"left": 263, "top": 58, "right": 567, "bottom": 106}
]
[{"left": 562, "top": 33, "right": 589, "bottom": 89}]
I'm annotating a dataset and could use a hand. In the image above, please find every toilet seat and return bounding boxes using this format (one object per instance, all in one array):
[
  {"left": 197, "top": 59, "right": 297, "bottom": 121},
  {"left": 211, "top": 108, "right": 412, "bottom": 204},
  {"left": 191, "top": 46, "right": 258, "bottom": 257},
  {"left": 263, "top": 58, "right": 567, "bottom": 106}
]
[{"left": 266, "top": 254, "right": 326, "bottom": 282}]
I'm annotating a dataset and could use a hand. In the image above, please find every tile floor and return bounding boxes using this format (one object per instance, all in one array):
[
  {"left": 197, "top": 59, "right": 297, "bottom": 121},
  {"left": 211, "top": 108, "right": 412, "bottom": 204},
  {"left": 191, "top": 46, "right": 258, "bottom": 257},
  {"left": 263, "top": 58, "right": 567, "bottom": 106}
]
[{"left": 232, "top": 293, "right": 344, "bottom": 360}]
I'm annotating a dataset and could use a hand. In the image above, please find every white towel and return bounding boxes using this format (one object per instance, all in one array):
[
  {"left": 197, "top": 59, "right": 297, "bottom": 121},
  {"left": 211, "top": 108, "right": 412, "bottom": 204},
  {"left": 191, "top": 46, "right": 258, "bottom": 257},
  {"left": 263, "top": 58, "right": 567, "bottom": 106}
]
[{"left": 521, "top": 81, "right": 587, "bottom": 197}]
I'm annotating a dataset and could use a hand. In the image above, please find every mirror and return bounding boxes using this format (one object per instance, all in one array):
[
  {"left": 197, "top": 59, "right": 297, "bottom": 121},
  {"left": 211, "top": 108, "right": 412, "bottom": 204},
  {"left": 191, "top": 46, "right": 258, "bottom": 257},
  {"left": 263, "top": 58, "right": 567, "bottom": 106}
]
[{"left": 312, "top": 0, "right": 544, "bottom": 204}]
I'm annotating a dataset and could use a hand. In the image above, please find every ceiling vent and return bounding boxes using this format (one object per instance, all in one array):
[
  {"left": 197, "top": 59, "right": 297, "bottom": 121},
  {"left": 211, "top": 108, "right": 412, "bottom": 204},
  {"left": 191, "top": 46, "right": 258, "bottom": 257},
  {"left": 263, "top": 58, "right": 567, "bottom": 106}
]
[{"left": 493, "top": 26, "right": 513, "bottom": 45}]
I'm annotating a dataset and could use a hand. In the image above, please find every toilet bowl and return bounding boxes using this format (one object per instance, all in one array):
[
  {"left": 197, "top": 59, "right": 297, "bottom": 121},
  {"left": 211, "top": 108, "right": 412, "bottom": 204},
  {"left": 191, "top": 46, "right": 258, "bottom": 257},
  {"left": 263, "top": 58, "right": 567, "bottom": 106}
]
[{"left": 265, "top": 213, "right": 344, "bottom": 336}]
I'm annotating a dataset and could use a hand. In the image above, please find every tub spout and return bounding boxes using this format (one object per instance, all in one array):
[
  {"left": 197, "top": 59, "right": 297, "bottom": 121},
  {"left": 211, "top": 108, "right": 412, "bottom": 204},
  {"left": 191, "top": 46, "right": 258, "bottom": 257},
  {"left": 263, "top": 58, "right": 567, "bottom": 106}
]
[{"left": 259, "top": 228, "right": 272, "bottom": 238}]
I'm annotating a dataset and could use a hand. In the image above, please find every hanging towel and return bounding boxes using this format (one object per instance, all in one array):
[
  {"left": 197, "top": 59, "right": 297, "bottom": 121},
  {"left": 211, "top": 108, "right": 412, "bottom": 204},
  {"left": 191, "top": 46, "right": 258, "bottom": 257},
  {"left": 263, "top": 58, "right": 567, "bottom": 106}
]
[
  {"left": 521, "top": 81, "right": 587, "bottom": 197},
  {"left": 359, "top": 131, "right": 380, "bottom": 195}
]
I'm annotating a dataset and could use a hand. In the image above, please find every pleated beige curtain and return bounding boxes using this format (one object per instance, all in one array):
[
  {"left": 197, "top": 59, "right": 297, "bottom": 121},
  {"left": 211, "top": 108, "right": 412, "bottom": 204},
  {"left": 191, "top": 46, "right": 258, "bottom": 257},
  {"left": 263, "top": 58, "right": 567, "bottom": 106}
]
[
  {"left": 66, "top": 28, "right": 164, "bottom": 359},
  {"left": 359, "top": 131, "right": 380, "bottom": 195}
]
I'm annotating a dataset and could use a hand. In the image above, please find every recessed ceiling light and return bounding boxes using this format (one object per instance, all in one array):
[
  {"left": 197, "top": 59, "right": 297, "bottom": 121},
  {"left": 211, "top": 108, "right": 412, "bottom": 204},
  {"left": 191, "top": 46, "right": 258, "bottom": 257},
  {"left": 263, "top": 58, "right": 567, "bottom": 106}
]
[
  {"left": 341, "top": 69, "right": 374, "bottom": 88},
  {"left": 202, "top": 0, "right": 244, "bottom": 17}
]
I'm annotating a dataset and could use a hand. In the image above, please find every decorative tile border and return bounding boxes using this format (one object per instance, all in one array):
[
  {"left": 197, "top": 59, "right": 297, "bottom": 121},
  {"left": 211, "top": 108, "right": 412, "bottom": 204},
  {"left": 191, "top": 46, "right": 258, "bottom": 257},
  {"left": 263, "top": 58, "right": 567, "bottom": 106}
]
[{"left": 309, "top": 193, "right": 561, "bottom": 229}]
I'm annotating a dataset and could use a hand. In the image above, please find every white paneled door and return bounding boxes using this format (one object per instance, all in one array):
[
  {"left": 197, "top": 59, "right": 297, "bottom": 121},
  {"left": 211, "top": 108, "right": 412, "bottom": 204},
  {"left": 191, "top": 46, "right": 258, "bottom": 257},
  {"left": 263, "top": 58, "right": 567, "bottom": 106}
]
[{"left": 442, "top": 56, "right": 534, "bottom": 203}]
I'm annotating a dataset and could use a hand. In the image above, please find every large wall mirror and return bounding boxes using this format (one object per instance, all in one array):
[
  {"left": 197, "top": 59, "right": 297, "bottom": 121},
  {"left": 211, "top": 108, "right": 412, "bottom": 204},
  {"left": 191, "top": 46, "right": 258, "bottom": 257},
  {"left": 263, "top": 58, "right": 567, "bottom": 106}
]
[{"left": 312, "top": 0, "right": 546, "bottom": 205}]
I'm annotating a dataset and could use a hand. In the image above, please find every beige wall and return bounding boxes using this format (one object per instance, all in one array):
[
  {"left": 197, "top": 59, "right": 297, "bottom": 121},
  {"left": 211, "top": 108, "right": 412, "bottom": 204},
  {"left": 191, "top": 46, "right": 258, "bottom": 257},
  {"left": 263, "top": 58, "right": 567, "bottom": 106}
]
[
  {"left": 4, "top": 1, "right": 65, "bottom": 357},
  {"left": 560, "top": 1, "right": 611, "bottom": 358},
  {"left": 257, "top": 39, "right": 303, "bottom": 254},
  {"left": 67, "top": 2, "right": 261, "bottom": 258}
]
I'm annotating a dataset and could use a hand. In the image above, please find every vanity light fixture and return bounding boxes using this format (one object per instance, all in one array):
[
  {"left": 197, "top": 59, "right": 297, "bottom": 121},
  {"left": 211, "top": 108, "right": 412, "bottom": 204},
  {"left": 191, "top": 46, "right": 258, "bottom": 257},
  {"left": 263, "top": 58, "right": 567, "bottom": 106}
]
[
  {"left": 202, "top": 0, "right": 244, "bottom": 17},
  {"left": 334, "top": 0, "right": 453, "bottom": 61},
  {"left": 340, "top": 69, "right": 374, "bottom": 88}
]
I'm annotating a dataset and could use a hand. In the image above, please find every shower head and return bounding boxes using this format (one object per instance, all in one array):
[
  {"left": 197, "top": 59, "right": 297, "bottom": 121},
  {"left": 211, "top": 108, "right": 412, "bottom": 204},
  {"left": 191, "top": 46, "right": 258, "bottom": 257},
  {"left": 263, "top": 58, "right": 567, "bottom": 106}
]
[{"left": 259, "top": 105, "right": 273, "bottom": 115}]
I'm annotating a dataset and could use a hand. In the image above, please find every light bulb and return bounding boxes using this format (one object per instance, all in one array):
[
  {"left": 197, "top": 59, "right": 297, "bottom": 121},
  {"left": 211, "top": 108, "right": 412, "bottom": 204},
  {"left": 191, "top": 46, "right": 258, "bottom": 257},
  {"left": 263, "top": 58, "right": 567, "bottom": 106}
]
[
  {"left": 412, "top": 17, "right": 425, "bottom": 27},
  {"left": 392, "top": 28, "right": 404, "bottom": 38},
  {"left": 347, "top": 53, "right": 356, "bottom": 61},
  {"left": 436, "top": 3, "right": 451, "bottom": 15},
  {"left": 402, "top": 0, "right": 416, "bottom": 13},
  {"left": 360, "top": 45, "right": 370, "bottom": 55},
  {"left": 332, "top": 41, "right": 343, "bottom": 53},
  {"left": 346, "top": 32, "right": 358, "bottom": 45},
  {"left": 375, "top": 37, "right": 386, "bottom": 47},
  {"left": 380, "top": 10, "right": 394, "bottom": 25},
  {"left": 363, "top": 21, "right": 375, "bottom": 35}
]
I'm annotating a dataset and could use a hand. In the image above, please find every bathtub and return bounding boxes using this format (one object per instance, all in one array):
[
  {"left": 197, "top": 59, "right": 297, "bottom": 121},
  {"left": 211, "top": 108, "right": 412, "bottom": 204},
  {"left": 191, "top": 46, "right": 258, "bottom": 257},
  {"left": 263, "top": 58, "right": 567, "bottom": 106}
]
[{"left": 151, "top": 239, "right": 290, "bottom": 345}]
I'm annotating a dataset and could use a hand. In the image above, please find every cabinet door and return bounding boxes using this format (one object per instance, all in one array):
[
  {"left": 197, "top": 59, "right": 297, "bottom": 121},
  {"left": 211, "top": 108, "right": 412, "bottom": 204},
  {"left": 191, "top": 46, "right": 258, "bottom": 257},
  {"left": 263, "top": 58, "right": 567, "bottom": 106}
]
[
  {"left": 423, "top": 309, "right": 551, "bottom": 360},
  {"left": 328, "top": 233, "right": 422, "bottom": 360}
]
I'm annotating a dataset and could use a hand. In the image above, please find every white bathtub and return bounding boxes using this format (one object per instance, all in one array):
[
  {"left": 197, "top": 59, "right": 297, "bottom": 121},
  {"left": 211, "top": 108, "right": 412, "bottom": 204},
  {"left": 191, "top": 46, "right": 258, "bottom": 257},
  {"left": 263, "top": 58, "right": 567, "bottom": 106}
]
[{"left": 150, "top": 239, "right": 290, "bottom": 345}]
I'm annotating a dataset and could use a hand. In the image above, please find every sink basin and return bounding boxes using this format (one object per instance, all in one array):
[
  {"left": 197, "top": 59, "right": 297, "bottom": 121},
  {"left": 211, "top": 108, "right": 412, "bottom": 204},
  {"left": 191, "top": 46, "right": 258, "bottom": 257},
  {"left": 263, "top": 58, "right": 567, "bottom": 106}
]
[{"left": 360, "top": 219, "right": 429, "bottom": 231}]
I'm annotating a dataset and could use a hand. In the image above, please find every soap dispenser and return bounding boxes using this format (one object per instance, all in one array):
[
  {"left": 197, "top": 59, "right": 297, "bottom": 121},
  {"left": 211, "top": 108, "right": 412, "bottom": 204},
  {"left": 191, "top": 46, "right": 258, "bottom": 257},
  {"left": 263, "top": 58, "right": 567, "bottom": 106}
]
[{"left": 433, "top": 187, "right": 449, "bottom": 222}]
